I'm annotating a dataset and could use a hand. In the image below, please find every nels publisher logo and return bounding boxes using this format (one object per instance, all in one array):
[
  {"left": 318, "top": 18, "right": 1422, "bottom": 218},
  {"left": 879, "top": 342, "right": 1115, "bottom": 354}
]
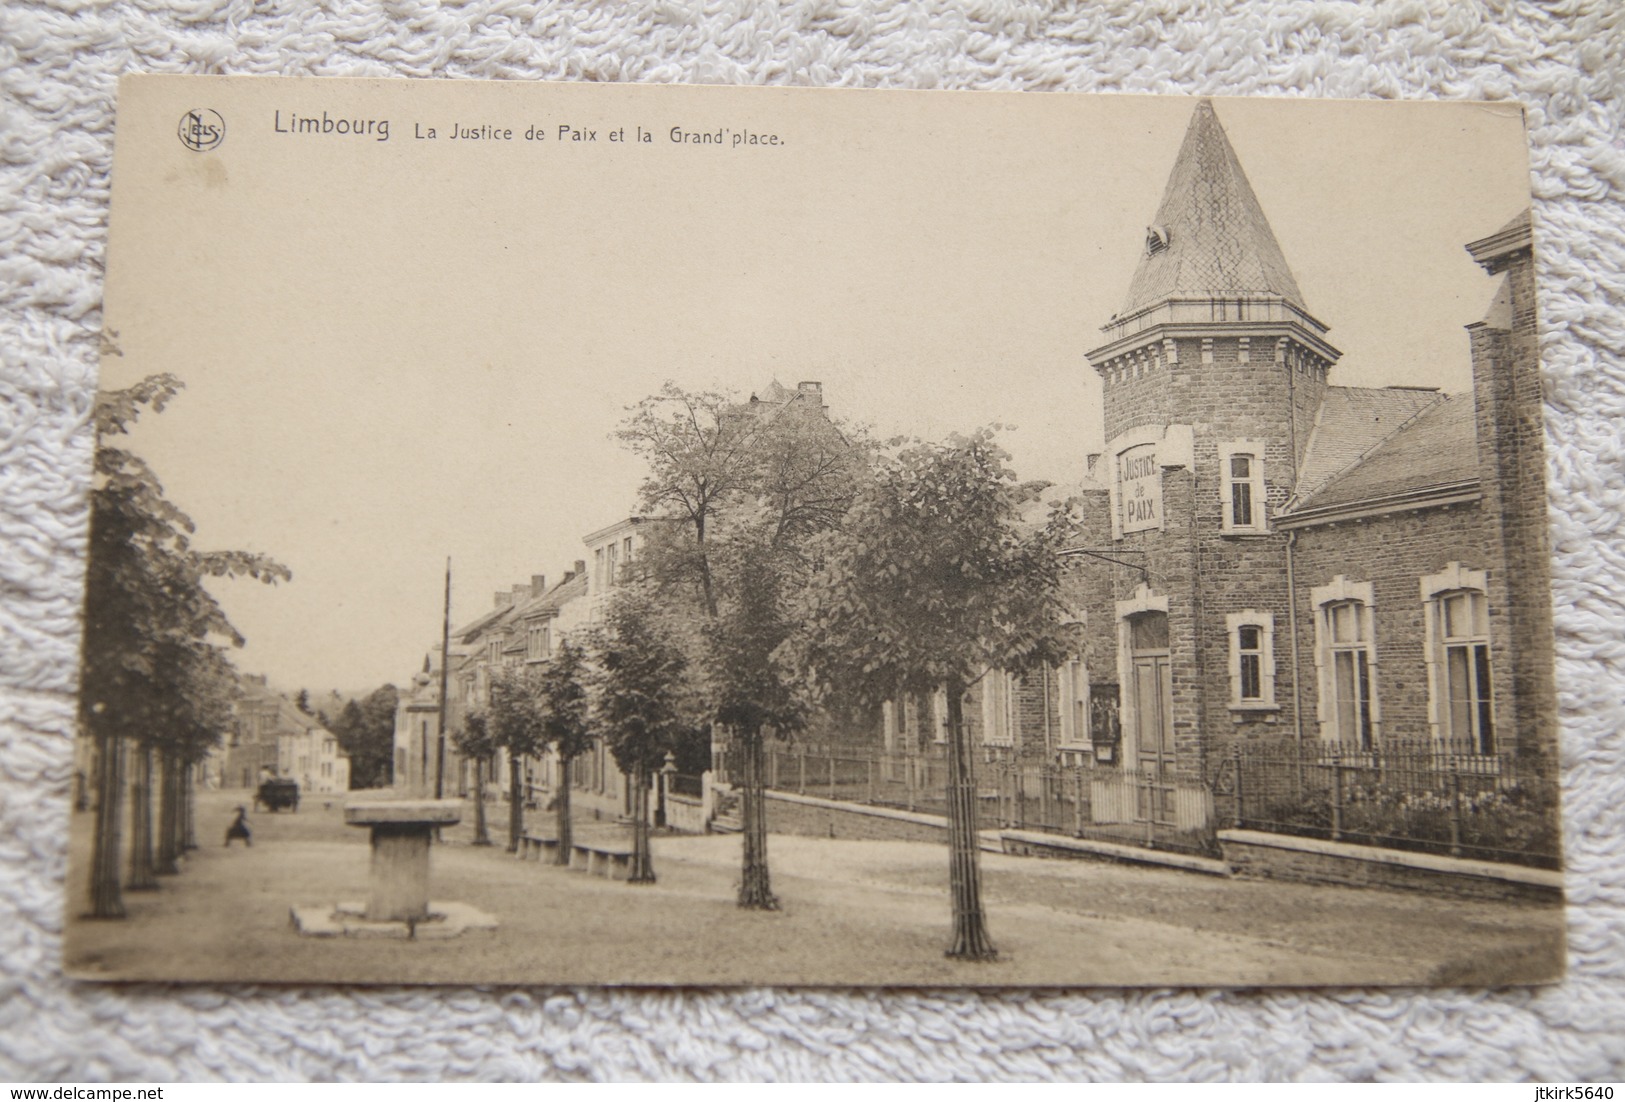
[{"left": 177, "top": 108, "right": 225, "bottom": 152}]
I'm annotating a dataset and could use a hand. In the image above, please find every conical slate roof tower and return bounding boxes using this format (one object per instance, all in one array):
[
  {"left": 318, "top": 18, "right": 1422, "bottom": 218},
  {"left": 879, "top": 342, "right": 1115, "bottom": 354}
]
[
  {"left": 1078, "top": 98, "right": 1349, "bottom": 792},
  {"left": 1087, "top": 98, "right": 1341, "bottom": 473},
  {"left": 1120, "top": 99, "right": 1307, "bottom": 318}
]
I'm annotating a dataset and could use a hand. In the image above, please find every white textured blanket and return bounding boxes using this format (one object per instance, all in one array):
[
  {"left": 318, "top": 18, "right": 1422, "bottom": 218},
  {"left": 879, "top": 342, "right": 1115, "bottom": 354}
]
[{"left": 2, "top": 0, "right": 1622, "bottom": 1082}]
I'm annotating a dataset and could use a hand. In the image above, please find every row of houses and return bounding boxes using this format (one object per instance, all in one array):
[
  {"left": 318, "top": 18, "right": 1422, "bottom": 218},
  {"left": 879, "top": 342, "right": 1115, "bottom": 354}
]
[
  {"left": 205, "top": 674, "right": 350, "bottom": 796},
  {"left": 391, "top": 99, "right": 1558, "bottom": 866},
  {"left": 392, "top": 382, "right": 833, "bottom": 818}
]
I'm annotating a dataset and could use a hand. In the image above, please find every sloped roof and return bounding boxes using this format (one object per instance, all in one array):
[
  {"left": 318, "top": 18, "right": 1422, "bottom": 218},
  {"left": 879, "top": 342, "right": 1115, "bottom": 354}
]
[
  {"left": 1466, "top": 207, "right": 1533, "bottom": 274},
  {"left": 512, "top": 570, "right": 589, "bottom": 621},
  {"left": 1295, "top": 393, "right": 1478, "bottom": 512},
  {"left": 451, "top": 603, "right": 513, "bottom": 643},
  {"left": 1121, "top": 99, "right": 1306, "bottom": 317},
  {"left": 276, "top": 698, "right": 332, "bottom": 735},
  {"left": 1295, "top": 387, "right": 1446, "bottom": 501},
  {"left": 236, "top": 680, "right": 331, "bottom": 737},
  {"left": 1495, "top": 207, "right": 1531, "bottom": 238},
  {"left": 753, "top": 379, "right": 795, "bottom": 404}
]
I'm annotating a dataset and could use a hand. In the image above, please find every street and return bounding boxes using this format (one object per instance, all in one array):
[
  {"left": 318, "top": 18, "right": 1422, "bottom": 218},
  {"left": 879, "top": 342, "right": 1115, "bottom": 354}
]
[{"left": 62, "top": 790, "right": 1564, "bottom": 987}]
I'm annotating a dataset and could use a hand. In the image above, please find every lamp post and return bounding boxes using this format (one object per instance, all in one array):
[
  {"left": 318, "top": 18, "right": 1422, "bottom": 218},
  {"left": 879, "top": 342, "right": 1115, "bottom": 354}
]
[{"left": 434, "top": 558, "right": 451, "bottom": 799}]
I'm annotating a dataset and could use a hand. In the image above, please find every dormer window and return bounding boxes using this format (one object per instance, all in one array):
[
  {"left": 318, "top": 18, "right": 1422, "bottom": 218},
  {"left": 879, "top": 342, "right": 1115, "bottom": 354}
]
[{"left": 1145, "top": 224, "right": 1170, "bottom": 255}]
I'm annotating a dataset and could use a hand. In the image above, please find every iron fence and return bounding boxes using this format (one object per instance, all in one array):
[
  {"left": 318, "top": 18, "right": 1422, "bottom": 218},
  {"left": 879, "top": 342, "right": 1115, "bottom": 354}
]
[
  {"left": 669, "top": 772, "right": 704, "bottom": 799},
  {"left": 733, "top": 744, "right": 1218, "bottom": 856},
  {"left": 1215, "top": 737, "right": 1561, "bottom": 869},
  {"left": 980, "top": 757, "right": 1217, "bottom": 856},
  {"left": 761, "top": 745, "right": 951, "bottom": 815}
]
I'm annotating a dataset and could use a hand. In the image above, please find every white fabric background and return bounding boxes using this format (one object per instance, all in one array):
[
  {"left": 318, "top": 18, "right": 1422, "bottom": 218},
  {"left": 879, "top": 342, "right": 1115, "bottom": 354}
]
[{"left": 2, "top": 0, "right": 1622, "bottom": 1082}]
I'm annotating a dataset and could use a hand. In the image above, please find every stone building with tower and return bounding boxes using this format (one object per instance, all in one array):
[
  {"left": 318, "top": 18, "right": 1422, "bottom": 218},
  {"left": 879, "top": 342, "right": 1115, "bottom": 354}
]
[
  {"left": 1038, "top": 100, "right": 1557, "bottom": 839},
  {"left": 870, "top": 100, "right": 1555, "bottom": 862}
]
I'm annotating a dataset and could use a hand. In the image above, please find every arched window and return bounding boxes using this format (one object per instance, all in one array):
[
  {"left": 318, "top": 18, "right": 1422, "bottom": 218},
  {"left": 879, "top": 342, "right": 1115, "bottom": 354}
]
[
  {"left": 1311, "top": 577, "right": 1379, "bottom": 749},
  {"left": 1325, "top": 601, "right": 1374, "bottom": 748},
  {"left": 1422, "top": 565, "right": 1494, "bottom": 755},
  {"left": 1226, "top": 611, "right": 1276, "bottom": 710}
]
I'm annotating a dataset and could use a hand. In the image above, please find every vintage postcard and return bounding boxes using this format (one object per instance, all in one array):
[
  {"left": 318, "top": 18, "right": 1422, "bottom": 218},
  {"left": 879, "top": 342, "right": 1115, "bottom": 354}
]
[{"left": 67, "top": 75, "right": 1563, "bottom": 986}]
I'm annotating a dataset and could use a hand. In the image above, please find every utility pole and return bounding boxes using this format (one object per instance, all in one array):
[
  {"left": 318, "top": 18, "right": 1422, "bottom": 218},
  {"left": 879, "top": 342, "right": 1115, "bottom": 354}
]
[{"left": 435, "top": 557, "right": 451, "bottom": 799}]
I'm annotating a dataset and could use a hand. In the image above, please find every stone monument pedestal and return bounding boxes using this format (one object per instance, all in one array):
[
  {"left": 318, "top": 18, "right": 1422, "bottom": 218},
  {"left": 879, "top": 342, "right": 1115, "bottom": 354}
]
[
  {"left": 291, "top": 797, "right": 496, "bottom": 940},
  {"left": 344, "top": 800, "right": 462, "bottom": 922}
]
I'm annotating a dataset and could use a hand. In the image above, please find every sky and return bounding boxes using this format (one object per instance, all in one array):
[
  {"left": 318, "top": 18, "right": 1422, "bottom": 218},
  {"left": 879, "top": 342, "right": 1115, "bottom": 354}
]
[{"left": 97, "top": 81, "right": 1533, "bottom": 695}]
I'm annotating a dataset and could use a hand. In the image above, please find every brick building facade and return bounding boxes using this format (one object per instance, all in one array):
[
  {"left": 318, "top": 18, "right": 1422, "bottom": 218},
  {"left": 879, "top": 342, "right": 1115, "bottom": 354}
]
[{"left": 888, "top": 100, "right": 1555, "bottom": 844}]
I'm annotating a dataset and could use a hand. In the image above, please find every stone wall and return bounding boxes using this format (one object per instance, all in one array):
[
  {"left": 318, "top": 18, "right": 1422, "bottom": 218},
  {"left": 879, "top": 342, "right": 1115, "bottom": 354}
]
[
  {"left": 1218, "top": 828, "right": 1562, "bottom": 903},
  {"left": 666, "top": 794, "right": 707, "bottom": 834},
  {"left": 765, "top": 793, "right": 951, "bottom": 845}
]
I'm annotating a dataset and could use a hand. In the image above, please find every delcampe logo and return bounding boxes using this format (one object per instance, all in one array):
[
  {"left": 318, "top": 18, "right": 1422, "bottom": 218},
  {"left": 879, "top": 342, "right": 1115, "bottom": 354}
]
[{"left": 177, "top": 109, "right": 225, "bottom": 152}]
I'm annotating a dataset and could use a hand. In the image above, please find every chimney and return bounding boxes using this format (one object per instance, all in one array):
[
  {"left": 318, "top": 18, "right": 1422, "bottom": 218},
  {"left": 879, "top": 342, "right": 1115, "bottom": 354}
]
[
  {"left": 531, "top": 574, "right": 547, "bottom": 596},
  {"left": 575, "top": 559, "right": 586, "bottom": 576}
]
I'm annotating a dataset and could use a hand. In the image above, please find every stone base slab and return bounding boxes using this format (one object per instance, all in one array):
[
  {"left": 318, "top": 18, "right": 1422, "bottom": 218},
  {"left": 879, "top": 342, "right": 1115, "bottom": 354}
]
[{"left": 291, "top": 900, "right": 499, "bottom": 940}]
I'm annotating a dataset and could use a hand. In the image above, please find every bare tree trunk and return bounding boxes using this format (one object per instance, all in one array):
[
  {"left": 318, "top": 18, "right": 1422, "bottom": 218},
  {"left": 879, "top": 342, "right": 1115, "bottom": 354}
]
[
  {"left": 127, "top": 743, "right": 158, "bottom": 892},
  {"left": 88, "top": 732, "right": 126, "bottom": 919},
  {"left": 628, "top": 761, "right": 655, "bottom": 883},
  {"left": 555, "top": 752, "right": 573, "bottom": 865},
  {"left": 181, "top": 762, "right": 198, "bottom": 852},
  {"left": 944, "top": 677, "right": 996, "bottom": 961},
  {"left": 737, "top": 725, "right": 778, "bottom": 910},
  {"left": 470, "top": 756, "right": 491, "bottom": 846},
  {"left": 507, "top": 750, "right": 523, "bottom": 853},
  {"left": 155, "top": 750, "right": 180, "bottom": 875}
]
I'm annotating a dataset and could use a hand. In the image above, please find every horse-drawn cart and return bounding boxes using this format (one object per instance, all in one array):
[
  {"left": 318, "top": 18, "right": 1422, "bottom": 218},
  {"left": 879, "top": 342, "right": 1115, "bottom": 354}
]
[{"left": 254, "top": 777, "right": 300, "bottom": 812}]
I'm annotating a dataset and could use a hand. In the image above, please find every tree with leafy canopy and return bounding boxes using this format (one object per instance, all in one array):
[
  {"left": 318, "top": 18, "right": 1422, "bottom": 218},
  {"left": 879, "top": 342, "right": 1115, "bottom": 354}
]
[
  {"left": 485, "top": 668, "right": 548, "bottom": 853},
  {"left": 617, "top": 382, "right": 866, "bottom": 908},
  {"left": 790, "top": 428, "right": 1073, "bottom": 960},
  {"left": 536, "top": 639, "right": 594, "bottom": 863},
  {"left": 80, "top": 375, "right": 290, "bottom": 918},
  {"left": 118, "top": 636, "right": 235, "bottom": 888},
  {"left": 591, "top": 588, "right": 700, "bottom": 883},
  {"left": 617, "top": 382, "right": 863, "bottom": 617},
  {"left": 699, "top": 532, "right": 809, "bottom": 908},
  {"left": 450, "top": 710, "right": 495, "bottom": 846},
  {"left": 331, "top": 684, "right": 398, "bottom": 789},
  {"left": 615, "top": 384, "right": 763, "bottom": 619},
  {"left": 153, "top": 637, "right": 235, "bottom": 876}
]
